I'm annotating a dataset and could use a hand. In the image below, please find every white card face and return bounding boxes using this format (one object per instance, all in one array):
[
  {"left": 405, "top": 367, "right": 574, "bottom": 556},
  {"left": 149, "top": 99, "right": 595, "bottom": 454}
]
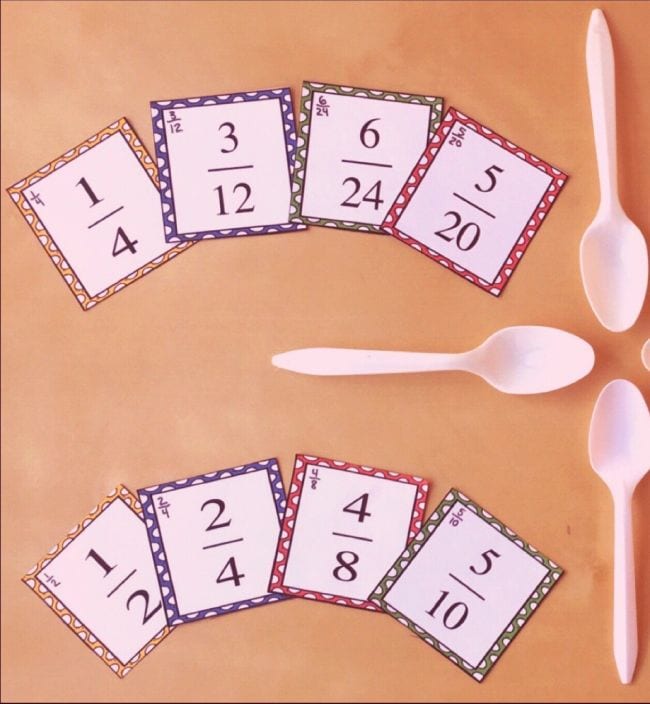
[
  {"left": 381, "top": 500, "right": 549, "bottom": 668},
  {"left": 394, "top": 120, "right": 553, "bottom": 283},
  {"left": 143, "top": 466, "right": 284, "bottom": 619},
  {"left": 296, "top": 86, "right": 441, "bottom": 229},
  {"left": 36, "top": 497, "right": 167, "bottom": 666},
  {"left": 23, "top": 131, "right": 174, "bottom": 298},
  {"left": 274, "top": 458, "right": 428, "bottom": 608}
]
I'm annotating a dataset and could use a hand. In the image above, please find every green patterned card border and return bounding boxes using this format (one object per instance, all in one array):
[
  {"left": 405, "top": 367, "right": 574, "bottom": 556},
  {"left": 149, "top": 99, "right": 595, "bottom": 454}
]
[
  {"left": 369, "top": 488, "right": 563, "bottom": 682},
  {"left": 289, "top": 81, "right": 443, "bottom": 233}
]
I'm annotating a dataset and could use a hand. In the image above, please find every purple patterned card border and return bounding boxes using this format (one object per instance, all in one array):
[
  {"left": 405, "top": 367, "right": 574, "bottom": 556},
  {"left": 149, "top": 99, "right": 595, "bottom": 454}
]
[
  {"left": 151, "top": 88, "right": 306, "bottom": 242},
  {"left": 138, "top": 458, "right": 289, "bottom": 626}
]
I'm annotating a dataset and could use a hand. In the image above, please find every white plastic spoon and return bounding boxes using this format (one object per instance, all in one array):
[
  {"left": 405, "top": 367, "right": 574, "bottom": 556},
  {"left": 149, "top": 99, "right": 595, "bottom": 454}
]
[
  {"left": 272, "top": 326, "right": 595, "bottom": 394},
  {"left": 642, "top": 339, "right": 650, "bottom": 371},
  {"left": 588, "top": 379, "right": 650, "bottom": 684},
  {"left": 580, "top": 9, "right": 648, "bottom": 332}
]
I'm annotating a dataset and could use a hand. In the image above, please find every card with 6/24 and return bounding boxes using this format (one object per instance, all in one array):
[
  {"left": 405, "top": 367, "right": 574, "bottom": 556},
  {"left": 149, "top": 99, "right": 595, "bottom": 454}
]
[
  {"left": 290, "top": 82, "right": 443, "bottom": 233},
  {"left": 151, "top": 88, "right": 306, "bottom": 242},
  {"left": 138, "top": 459, "right": 288, "bottom": 625},
  {"left": 382, "top": 108, "right": 567, "bottom": 295},
  {"left": 22, "top": 486, "right": 172, "bottom": 677},
  {"left": 270, "top": 454, "right": 429, "bottom": 610},
  {"left": 370, "top": 488, "right": 563, "bottom": 681}
]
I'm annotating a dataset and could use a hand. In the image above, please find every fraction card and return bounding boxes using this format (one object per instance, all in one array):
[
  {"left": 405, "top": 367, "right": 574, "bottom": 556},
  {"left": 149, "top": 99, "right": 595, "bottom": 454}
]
[
  {"left": 151, "top": 88, "right": 306, "bottom": 241},
  {"left": 370, "top": 489, "right": 563, "bottom": 681},
  {"left": 138, "top": 459, "right": 288, "bottom": 625},
  {"left": 382, "top": 108, "right": 567, "bottom": 295},
  {"left": 290, "top": 82, "right": 443, "bottom": 232},
  {"left": 270, "top": 454, "right": 429, "bottom": 610},
  {"left": 22, "top": 486, "right": 171, "bottom": 677},
  {"left": 7, "top": 118, "right": 191, "bottom": 310}
]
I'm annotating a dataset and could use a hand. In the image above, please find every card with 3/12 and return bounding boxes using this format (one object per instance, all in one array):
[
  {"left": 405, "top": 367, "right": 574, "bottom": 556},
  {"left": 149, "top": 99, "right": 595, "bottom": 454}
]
[
  {"left": 138, "top": 459, "right": 288, "bottom": 625},
  {"left": 151, "top": 88, "right": 306, "bottom": 242},
  {"left": 270, "top": 454, "right": 429, "bottom": 610},
  {"left": 382, "top": 108, "right": 567, "bottom": 295},
  {"left": 290, "top": 81, "right": 443, "bottom": 232},
  {"left": 7, "top": 118, "right": 191, "bottom": 310},
  {"left": 370, "top": 488, "right": 563, "bottom": 681},
  {"left": 22, "top": 486, "right": 172, "bottom": 677}
]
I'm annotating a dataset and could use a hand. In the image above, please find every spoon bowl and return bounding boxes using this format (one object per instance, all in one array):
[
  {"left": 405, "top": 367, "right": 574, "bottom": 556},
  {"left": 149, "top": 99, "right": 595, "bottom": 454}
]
[
  {"left": 588, "top": 379, "right": 650, "bottom": 684},
  {"left": 272, "top": 325, "right": 595, "bottom": 395}
]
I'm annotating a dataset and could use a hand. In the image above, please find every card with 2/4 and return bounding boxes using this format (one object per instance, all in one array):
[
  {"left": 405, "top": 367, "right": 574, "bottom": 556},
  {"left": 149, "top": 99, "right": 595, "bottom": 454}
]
[
  {"left": 7, "top": 118, "right": 191, "bottom": 310},
  {"left": 151, "top": 88, "right": 306, "bottom": 242},
  {"left": 270, "top": 454, "right": 429, "bottom": 610},
  {"left": 370, "top": 488, "right": 563, "bottom": 681},
  {"left": 290, "top": 81, "right": 443, "bottom": 232},
  {"left": 138, "top": 459, "right": 288, "bottom": 625},
  {"left": 22, "top": 486, "right": 172, "bottom": 677},
  {"left": 382, "top": 108, "right": 567, "bottom": 295}
]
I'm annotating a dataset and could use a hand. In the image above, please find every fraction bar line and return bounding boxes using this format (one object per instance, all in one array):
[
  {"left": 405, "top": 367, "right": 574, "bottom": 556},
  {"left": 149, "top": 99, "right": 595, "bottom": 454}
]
[
  {"left": 203, "top": 538, "right": 244, "bottom": 550},
  {"left": 341, "top": 159, "right": 393, "bottom": 169},
  {"left": 332, "top": 531, "right": 373, "bottom": 543},
  {"left": 106, "top": 569, "right": 137, "bottom": 598},
  {"left": 452, "top": 192, "right": 495, "bottom": 219},
  {"left": 207, "top": 165, "right": 254, "bottom": 173},
  {"left": 87, "top": 206, "right": 125, "bottom": 229},
  {"left": 449, "top": 572, "right": 485, "bottom": 601}
]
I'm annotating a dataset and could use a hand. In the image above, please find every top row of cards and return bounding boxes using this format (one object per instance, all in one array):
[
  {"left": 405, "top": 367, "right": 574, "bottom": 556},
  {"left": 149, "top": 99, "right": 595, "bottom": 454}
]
[{"left": 8, "top": 82, "right": 567, "bottom": 309}]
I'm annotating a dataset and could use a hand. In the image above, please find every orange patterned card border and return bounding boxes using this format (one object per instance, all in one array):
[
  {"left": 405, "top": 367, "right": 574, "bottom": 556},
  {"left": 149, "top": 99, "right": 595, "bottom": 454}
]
[
  {"left": 7, "top": 118, "right": 193, "bottom": 311},
  {"left": 22, "top": 485, "right": 173, "bottom": 678}
]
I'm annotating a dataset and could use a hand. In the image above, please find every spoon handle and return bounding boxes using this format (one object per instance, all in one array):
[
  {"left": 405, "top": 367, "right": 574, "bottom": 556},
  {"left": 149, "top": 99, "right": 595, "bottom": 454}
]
[
  {"left": 612, "top": 486, "right": 637, "bottom": 684},
  {"left": 272, "top": 348, "right": 469, "bottom": 376},
  {"left": 586, "top": 9, "right": 619, "bottom": 210}
]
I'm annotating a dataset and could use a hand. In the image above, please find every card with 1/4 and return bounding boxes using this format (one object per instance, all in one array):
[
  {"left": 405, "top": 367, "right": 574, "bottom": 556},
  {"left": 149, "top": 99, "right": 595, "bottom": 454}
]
[
  {"left": 7, "top": 118, "right": 191, "bottom": 310},
  {"left": 22, "top": 486, "right": 172, "bottom": 677},
  {"left": 151, "top": 88, "right": 306, "bottom": 242},
  {"left": 138, "top": 459, "right": 288, "bottom": 625},
  {"left": 270, "top": 454, "right": 429, "bottom": 610},
  {"left": 290, "top": 81, "right": 443, "bottom": 232},
  {"left": 370, "top": 488, "right": 563, "bottom": 681},
  {"left": 382, "top": 108, "right": 567, "bottom": 295}
]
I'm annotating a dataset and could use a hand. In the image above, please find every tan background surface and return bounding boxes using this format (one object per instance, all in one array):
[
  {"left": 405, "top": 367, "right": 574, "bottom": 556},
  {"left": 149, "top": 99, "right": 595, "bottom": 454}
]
[{"left": 1, "top": 1, "right": 649, "bottom": 701}]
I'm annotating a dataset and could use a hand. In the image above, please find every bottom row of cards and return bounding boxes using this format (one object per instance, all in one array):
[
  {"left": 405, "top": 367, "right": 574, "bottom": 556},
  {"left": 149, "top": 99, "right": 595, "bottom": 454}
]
[{"left": 24, "top": 455, "right": 562, "bottom": 682}]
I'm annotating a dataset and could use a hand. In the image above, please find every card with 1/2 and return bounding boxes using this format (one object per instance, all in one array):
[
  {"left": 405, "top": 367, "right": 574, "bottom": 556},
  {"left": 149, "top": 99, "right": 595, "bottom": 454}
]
[
  {"left": 22, "top": 486, "right": 172, "bottom": 677},
  {"left": 370, "top": 488, "right": 563, "bottom": 681},
  {"left": 290, "top": 81, "right": 443, "bottom": 232},
  {"left": 270, "top": 454, "right": 429, "bottom": 610},
  {"left": 151, "top": 88, "right": 306, "bottom": 242},
  {"left": 138, "top": 459, "right": 288, "bottom": 625},
  {"left": 382, "top": 108, "right": 567, "bottom": 295},
  {"left": 7, "top": 118, "right": 191, "bottom": 310}
]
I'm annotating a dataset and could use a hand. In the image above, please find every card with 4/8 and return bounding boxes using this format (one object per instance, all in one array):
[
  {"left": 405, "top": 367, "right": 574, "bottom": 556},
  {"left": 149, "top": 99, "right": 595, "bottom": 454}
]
[
  {"left": 290, "top": 81, "right": 443, "bottom": 232},
  {"left": 138, "top": 459, "right": 288, "bottom": 626},
  {"left": 151, "top": 88, "right": 306, "bottom": 242},
  {"left": 22, "top": 486, "right": 172, "bottom": 677},
  {"left": 270, "top": 454, "right": 429, "bottom": 610},
  {"left": 382, "top": 108, "right": 567, "bottom": 295},
  {"left": 370, "top": 488, "right": 563, "bottom": 681},
  {"left": 7, "top": 118, "right": 191, "bottom": 310}
]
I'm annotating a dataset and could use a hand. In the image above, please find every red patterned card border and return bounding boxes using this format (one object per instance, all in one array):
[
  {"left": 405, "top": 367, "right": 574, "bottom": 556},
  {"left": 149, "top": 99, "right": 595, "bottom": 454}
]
[
  {"left": 269, "top": 454, "right": 429, "bottom": 611},
  {"left": 381, "top": 107, "right": 568, "bottom": 296}
]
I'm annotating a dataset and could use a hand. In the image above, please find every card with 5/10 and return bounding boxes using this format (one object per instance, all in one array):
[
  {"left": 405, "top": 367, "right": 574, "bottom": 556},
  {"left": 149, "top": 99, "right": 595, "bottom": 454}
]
[
  {"left": 270, "top": 454, "right": 429, "bottom": 610},
  {"left": 138, "top": 459, "right": 288, "bottom": 625},
  {"left": 370, "top": 488, "right": 563, "bottom": 681}
]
